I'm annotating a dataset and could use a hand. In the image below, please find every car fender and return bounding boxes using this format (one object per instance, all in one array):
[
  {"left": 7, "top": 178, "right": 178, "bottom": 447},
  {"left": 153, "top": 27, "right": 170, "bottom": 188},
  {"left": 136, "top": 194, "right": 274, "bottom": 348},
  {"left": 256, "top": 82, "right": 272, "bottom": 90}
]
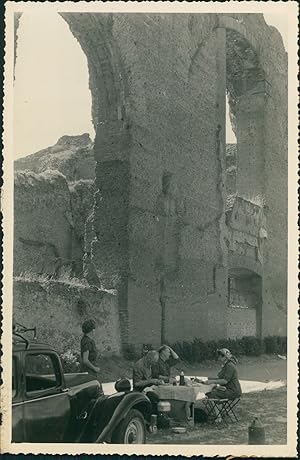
[{"left": 95, "top": 391, "right": 152, "bottom": 443}]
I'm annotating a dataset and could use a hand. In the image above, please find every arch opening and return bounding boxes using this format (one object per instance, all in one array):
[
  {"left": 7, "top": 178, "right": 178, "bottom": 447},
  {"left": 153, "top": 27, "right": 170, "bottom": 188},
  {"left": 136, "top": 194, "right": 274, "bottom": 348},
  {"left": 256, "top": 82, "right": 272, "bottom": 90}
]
[{"left": 225, "top": 28, "right": 268, "bottom": 208}]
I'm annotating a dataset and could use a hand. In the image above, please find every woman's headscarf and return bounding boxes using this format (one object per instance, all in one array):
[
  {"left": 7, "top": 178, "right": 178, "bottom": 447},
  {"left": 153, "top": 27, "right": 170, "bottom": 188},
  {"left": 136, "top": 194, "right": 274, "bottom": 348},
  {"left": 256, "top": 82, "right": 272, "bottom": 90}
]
[{"left": 217, "top": 348, "right": 238, "bottom": 365}]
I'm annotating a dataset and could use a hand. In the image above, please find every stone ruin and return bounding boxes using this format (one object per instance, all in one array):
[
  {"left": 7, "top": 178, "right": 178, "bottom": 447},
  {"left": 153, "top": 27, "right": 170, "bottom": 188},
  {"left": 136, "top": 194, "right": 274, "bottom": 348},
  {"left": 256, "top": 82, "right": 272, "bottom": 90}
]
[{"left": 14, "top": 13, "right": 287, "bottom": 354}]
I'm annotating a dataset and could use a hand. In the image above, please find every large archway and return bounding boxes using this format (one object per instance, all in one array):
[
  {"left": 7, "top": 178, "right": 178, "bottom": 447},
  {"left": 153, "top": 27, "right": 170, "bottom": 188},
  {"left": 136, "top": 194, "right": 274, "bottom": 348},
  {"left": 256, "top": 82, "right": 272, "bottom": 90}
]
[
  {"left": 13, "top": 12, "right": 287, "bottom": 352},
  {"left": 60, "top": 13, "right": 287, "bottom": 349}
]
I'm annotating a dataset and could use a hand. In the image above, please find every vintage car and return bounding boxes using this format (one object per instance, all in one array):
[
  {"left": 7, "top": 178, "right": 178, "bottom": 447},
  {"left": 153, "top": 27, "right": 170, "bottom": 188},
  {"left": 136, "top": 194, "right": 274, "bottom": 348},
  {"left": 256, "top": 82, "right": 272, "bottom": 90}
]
[{"left": 12, "top": 334, "right": 152, "bottom": 444}]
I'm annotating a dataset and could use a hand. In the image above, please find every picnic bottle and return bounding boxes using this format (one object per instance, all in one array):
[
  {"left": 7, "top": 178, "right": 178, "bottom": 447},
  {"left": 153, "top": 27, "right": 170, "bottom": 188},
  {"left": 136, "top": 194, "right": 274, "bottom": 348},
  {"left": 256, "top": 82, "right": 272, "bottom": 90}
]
[
  {"left": 179, "top": 370, "right": 185, "bottom": 386},
  {"left": 248, "top": 417, "right": 265, "bottom": 444}
]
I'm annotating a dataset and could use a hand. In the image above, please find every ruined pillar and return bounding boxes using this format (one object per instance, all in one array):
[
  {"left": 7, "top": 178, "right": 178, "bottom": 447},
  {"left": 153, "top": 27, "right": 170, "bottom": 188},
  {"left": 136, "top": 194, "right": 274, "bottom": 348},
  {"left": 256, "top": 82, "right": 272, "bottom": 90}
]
[{"left": 92, "top": 120, "right": 132, "bottom": 347}]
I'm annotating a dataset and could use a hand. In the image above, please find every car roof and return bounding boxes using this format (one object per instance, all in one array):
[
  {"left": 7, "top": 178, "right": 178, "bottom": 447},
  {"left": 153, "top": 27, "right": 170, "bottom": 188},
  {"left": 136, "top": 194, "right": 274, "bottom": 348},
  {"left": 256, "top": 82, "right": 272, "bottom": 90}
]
[{"left": 13, "top": 340, "right": 58, "bottom": 353}]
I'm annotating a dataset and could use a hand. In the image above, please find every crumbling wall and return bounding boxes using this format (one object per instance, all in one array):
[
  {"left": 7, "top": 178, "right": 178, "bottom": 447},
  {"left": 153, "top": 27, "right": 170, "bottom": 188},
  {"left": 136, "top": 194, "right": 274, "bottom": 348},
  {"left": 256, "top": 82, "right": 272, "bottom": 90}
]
[
  {"left": 15, "top": 133, "right": 95, "bottom": 181},
  {"left": 62, "top": 13, "right": 229, "bottom": 350},
  {"left": 223, "top": 14, "right": 288, "bottom": 336},
  {"left": 226, "top": 143, "right": 237, "bottom": 197},
  {"left": 14, "top": 14, "right": 287, "bottom": 355},
  {"left": 69, "top": 179, "right": 94, "bottom": 276},
  {"left": 14, "top": 170, "right": 94, "bottom": 279},
  {"left": 258, "top": 26, "right": 288, "bottom": 337},
  {"left": 60, "top": 13, "right": 287, "bottom": 350},
  {"left": 13, "top": 278, "right": 121, "bottom": 355},
  {"left": 119, "top": 14, "right": 227, "bottom": 346},
  {"left": 14, "top": 135, "right": 95, "bottom": 278},
  {"left": 226, "top": 197, "right": 266, "bottom": 263},
  {"left": 14, "top": 170, "right": 74, "bottom": 277}
]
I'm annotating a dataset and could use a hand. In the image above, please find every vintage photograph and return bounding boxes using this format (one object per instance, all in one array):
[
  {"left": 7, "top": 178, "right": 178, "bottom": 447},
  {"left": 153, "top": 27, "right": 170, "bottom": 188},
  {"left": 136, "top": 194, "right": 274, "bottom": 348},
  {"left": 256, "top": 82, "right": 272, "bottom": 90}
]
[{"left": 1, "top": 1, "right": 298, "bottom": 456}]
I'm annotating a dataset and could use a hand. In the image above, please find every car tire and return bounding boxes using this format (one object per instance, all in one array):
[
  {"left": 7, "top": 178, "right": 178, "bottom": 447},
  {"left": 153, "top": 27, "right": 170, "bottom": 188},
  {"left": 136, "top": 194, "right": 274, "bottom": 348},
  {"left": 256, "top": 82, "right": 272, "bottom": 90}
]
[{"left": 111, "top": 409, "right": 146, "bottom": 444}]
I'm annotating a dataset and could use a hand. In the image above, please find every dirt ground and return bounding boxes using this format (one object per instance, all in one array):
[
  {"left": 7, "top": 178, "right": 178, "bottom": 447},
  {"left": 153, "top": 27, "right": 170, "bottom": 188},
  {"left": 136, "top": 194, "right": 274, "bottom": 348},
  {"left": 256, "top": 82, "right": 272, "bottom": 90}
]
[{"left": 147, "top": 386, "right": 287, "bottom": 445}]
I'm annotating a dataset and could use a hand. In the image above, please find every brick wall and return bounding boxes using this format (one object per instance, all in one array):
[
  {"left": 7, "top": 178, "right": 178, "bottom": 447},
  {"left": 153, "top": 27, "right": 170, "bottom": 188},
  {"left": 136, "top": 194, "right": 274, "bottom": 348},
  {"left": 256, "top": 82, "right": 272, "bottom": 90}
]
[
  {"left": 227, "top": 307, "right": 256, "bottom": 339},
  {"left": 48, "top": 13, "right": 288, "bottom": 348},
  {"left": 14, "top": 171, "right": 73, "bottom": 277},
  {"left": 223, "top": 14, "right": 288, "bottom": 337},
  {"left": 14, "top": 170, "right": 94, "bottom": 279}
]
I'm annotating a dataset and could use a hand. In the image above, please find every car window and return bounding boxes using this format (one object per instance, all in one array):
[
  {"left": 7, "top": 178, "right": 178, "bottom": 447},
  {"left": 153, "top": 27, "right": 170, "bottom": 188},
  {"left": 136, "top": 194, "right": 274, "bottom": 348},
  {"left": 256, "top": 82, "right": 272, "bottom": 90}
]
[
  {"left": 12, "top": 357, "right": 17, "bottom": 398},
  {"left": 25, "top": 353, "right": 61, "bottom": 394}
]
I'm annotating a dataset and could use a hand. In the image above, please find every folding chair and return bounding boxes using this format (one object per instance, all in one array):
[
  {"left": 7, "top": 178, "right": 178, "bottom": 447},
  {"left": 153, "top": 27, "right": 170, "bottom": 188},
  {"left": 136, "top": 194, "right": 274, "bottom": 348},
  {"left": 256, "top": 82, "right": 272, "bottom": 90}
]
[
  {"left": 222, "top": 398, "right": 240, "bottom": 423},
  {"left": 203, "top": 398, "right": 240, "bottom": 426}
]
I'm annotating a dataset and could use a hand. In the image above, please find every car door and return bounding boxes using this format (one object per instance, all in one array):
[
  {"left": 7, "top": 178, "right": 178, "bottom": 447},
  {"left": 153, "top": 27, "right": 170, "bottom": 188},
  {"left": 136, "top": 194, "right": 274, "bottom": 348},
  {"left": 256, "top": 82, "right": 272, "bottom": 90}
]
[
  {"left": 12, "top": 355, "right": 25, "bottom": 442},
  {"left": 23, "top": 351, "right": 71, "bottom": 442}
]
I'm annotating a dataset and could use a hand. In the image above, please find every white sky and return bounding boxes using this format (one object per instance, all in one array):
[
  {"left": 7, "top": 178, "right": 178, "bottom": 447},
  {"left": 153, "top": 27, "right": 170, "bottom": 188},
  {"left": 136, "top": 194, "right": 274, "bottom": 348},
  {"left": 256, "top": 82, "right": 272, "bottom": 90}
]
[
  {"left": 13, "top": 13, "right": 288, "bottom": 159},
  {"left": 13, "top": 11, "right": 95, "bottom": 159}
]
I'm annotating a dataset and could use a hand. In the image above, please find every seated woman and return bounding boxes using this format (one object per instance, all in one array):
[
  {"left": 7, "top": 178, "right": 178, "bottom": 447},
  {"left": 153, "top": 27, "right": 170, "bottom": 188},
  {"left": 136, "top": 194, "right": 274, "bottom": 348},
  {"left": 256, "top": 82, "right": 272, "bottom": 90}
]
[
  {"left": 199, "top": 348, "right": 242, "bottom": 400},
  {"left": 195, "top": 348, "right": 241, "bottom": 422}
]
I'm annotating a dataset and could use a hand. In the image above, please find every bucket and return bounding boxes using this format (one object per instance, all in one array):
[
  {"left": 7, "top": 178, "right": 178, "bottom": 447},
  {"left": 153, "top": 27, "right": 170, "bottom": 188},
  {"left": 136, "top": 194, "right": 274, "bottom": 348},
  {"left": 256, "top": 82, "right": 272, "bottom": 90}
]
[
  {"left": 248, "top": 417, "right": 265, "bottom": 444},
  {"left": 157, "top": 401, "right": 171, "bottom": 413}
]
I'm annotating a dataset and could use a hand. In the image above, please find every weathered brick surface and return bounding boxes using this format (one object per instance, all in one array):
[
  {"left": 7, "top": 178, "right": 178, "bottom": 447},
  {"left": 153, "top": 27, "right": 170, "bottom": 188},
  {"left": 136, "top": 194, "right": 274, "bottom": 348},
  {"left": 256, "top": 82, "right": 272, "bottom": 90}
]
[
  {"left": 14, "top": 170, "right": 73, "bottom": 277},
  {"left": 227, "top": 307, "right": 257, "bottom": 339},
  {"left": 61, "top": 13, "right": 228, "bottom": 349},
  {"left": 14, "top": 13, "right": 287, "bottom": 352},
  {"left": 13, "top": 279, "right": 121, "bottom": 354},
  {"left": 226, "top": 16, "right": 287, "bottom": 338},
  {"left": 14, "top": 171, "right": 94, "bottom": 279},
  {"left": 15, "top": 133, "right": 95, "bottom": 181},
  {"left": 61, "top": 13, "right": 287, "bottom": 349}
]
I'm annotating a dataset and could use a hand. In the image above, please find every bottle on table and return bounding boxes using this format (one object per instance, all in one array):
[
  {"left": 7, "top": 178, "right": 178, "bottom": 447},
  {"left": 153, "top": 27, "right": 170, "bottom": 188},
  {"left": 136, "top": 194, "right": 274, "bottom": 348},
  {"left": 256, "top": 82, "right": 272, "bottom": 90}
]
[{"left": 179, "top": 370, "right": 185, "bottom": 386}]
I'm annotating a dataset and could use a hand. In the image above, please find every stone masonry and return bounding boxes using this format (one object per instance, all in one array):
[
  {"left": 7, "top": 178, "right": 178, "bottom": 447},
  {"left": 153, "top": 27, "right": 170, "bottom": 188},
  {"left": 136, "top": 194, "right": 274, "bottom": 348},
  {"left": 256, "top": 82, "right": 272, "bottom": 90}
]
[
  {"left": 15, "top": 13, "right": 287, "bottom": 353},
  {"left": 14, "top": 134, "right": 95, "bottom": 278}
]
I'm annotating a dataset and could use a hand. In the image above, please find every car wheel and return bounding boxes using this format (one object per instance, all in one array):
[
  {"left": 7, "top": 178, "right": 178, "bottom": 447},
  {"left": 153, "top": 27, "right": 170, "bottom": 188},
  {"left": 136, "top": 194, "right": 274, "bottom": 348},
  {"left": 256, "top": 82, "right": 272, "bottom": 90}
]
[{"left": 111, "top": 409, "right": 146, "bottom": 444}]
